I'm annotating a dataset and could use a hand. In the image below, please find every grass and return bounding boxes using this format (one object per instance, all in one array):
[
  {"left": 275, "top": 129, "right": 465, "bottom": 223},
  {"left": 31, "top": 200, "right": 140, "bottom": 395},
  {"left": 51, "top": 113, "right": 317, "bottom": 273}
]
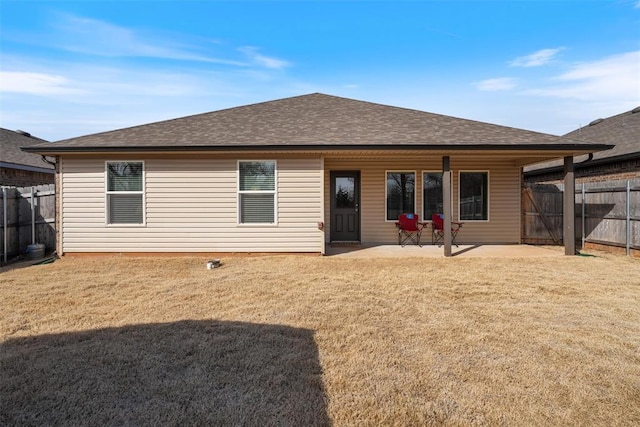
[{"left": 1, "top": 252, "right": 639, "bottom": 426}]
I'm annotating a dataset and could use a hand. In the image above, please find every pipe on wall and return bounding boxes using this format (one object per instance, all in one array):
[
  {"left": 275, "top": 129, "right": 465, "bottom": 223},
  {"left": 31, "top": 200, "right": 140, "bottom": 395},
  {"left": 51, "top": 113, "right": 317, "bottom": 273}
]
[{"left": 31, "top": 186, "right": 36, "bottom": 245}]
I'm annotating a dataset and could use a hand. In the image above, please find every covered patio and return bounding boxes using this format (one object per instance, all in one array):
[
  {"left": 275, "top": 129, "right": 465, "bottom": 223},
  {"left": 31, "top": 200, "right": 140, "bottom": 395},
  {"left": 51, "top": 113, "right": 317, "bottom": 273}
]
[{"left": 435, "top": 155, "right": 580, "bottom": 257}]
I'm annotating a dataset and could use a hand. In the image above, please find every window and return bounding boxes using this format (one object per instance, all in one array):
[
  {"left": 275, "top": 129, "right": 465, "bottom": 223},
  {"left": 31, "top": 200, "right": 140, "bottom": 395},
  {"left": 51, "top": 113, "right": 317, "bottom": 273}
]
[
  {"left": 238, "top": 161, "right": 276, "bottom": 224},
  {"left": 106, "top": 161, "right": 144, "bottom": 225},
  {"left": 386, "top": 171, "right": 415, "bottom": 221},
  {"left": 422, "top": 172, "right": 443, "bottom": 221},
  {"left": 459, "top": 172, "right": 488, "bottom": 221}
]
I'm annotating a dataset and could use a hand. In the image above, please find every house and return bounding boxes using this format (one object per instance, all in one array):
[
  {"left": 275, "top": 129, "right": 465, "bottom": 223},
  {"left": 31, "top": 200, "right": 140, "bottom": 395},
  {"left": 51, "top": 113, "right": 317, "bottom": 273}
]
[
  {"left": 524, "top": 106, "right": 640, "bottom": 183},
  {"left": 23, "top": 93, "right": 612, "bottom": 257},
  {"left": 1, "top": 128, "right": 54, "bottom": 186}
]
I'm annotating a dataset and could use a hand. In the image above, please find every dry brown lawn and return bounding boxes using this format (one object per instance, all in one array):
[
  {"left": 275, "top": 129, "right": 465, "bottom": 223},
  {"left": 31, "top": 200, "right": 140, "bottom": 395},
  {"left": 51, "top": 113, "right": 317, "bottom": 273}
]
[{"left": 1, "top": 251, "right": 639, "bottom": 426}]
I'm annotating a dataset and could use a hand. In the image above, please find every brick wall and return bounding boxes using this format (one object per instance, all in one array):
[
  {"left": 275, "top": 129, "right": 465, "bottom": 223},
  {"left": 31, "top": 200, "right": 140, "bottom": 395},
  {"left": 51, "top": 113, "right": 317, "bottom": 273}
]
[
  {"left": 525, "top": 158, "right": 640, "bottom": 184},
  {"left": 0, "top": 168, "right": 55, "bottom": 187}
]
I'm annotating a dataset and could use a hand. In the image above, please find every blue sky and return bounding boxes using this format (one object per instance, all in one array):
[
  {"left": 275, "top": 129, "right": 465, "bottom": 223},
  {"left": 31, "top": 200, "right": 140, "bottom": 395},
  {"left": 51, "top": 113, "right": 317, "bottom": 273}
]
[{"left": 1, "top": 0, "right": 639, "bottom": 141}]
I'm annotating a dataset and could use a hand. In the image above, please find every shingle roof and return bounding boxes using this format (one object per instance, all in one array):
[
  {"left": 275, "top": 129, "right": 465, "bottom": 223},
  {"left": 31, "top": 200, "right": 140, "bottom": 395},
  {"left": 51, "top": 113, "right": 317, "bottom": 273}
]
[
  {"left": 24, "top": 93, "right": 611, "bottom": 153},
  {"left": 1, "top": 128, "right": 53, "bottom": 171},
  {"left": 525, "top": 106, "right": 640, "bottom": 174}
]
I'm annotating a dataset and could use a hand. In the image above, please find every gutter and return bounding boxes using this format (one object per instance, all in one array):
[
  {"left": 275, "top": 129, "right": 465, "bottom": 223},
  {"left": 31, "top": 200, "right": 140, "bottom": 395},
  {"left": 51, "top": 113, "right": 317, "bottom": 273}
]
[
  {"left": 0, "top": 161, "right": 55, "bottom": 174},
  {"left": 524, "top": 151, "right": 640, "bottom": 177},
  {"left": 22, "top": 142, "right": 615, "bottom": 155}
]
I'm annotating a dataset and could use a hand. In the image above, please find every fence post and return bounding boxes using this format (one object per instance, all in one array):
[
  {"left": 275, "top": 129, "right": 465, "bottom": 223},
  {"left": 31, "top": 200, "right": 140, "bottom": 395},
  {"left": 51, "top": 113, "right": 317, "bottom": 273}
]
[
  {"left": 581, "top": 183, "right": 585, "bottom": 250},
  {"left": 627, "top": 180, "right": 631, "bottom": 257},
  {"left": 3, "top": 187, "right": 7, "bottom": 264}
]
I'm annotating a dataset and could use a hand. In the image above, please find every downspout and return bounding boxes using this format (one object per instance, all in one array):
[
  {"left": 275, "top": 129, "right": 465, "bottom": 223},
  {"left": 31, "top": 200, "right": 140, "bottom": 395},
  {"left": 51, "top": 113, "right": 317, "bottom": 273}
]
[
  {"left": 578, "top": 153, "right": 594, "bottom": 165},
  {"left": 56, "top": 156, "right": 63, "bottom": 256},
  {"left": 41, "top": 155, "right": 56, "bottom": 167},
  {"left": 31, "top": 186, "right": 35, "bottom": 245}
]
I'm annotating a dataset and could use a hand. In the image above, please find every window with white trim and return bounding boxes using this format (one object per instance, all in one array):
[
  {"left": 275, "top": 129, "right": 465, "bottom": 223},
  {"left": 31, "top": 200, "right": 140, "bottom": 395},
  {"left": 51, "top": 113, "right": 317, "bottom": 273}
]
[
  {"left": 422, "top": 172, "right": 443, "bottom": 221},
  {"left": 106, "top": 161, "right": 144, "bottom": 225},
  {"left": 386, "top": 171, "right": 415, "bottom": 221},
  {"left": 459, "top": 171, "right": 488, "bottom": 221},
  {"left": 238, "top": 160, "right": 276, "bottom": 224}
]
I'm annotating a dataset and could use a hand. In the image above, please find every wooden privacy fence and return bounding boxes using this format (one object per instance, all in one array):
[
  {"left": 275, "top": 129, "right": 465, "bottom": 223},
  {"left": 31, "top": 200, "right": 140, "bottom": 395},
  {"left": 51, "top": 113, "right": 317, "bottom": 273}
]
[
  {"left": 1, "top": 184, "right": 56, "bottom": 264},
  {"left": 523, "top": 179, "right": 640, "bottom": 256}
]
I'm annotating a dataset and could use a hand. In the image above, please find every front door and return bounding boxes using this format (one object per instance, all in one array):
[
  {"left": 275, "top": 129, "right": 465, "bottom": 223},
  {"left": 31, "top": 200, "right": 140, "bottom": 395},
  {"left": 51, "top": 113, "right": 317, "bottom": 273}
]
[{"left": 330, "top": 171, "right": 360, "bottom": 242}]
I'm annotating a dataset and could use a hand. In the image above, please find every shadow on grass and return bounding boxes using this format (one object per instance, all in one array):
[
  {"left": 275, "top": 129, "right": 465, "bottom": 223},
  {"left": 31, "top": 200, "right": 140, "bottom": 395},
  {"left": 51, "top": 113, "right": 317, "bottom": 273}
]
[{"left": 1, "top": 320, "right": 330, "bottom": 426}]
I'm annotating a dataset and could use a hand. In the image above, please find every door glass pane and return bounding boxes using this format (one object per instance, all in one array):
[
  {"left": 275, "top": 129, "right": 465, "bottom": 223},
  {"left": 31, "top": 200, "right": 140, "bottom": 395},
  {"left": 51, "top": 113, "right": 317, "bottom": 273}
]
[{"left": 335, "top": 177, "right": 355, "bottom": 208}]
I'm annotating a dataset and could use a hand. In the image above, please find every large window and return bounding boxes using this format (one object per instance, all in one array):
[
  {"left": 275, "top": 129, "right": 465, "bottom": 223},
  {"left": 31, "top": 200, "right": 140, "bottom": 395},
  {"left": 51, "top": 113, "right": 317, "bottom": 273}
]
[
  {"left": 106, "top": 161, "right": 144, "bottom": 225},
  {"left": 386, "top": 171, "right": 415, "bottom": 221},
  {"left": 459, "top": 172, "right": 488, "bottom": 221},
  {"left": 238, "top": 160, "right": 276, "bottom": 224},
  {"left": 423, "top": 172, "right": 443, "bottom": 221}
]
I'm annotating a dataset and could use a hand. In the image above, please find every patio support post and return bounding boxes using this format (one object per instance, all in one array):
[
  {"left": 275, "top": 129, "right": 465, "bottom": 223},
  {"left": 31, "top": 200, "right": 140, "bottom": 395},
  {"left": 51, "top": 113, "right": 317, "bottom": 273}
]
[
  {"left": 443, "top": 156, "right": 452, "bottom": 257},
  {"left": 563, "top": 156, "right": 576, "bottom": 255}
]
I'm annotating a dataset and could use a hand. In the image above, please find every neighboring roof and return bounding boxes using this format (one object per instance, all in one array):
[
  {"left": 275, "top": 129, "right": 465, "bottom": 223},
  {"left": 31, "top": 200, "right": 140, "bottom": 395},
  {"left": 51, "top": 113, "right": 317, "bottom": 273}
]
[
  {"left": 23, "top": 93, "right": 612, "bottom": 154},
  {"left": 526, "top": 106, "right": 640, "bottom": 175},
  {"left": 0, "top": 128, "right": 54, "bottom": 173}
]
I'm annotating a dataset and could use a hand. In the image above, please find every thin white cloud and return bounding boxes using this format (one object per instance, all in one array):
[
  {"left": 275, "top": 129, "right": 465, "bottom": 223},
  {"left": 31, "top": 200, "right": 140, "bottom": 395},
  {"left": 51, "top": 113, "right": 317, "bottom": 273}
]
[
  {"left": 50, "top": 14, "right": 246, "bottom": 65},
  {"left": 0, "top": 71, "right": 86, "bottom": 95},
  {"left": 45, "top": 14, "right": 291, "bottom": 70},
  {"left": 239, "top": 46, "right": 290, "bottom": 70},
  {"left": 525, "top": 50, "right": 640, "bottom": 102},
  {"left": 510, "top": 48, "right": 564, "bottom": 67},
  {"left": 475, "top": 77, "right": 517, "bottom": 91},
  {"left": 635, "top": 0, "right": 640, "bottom": 8}
]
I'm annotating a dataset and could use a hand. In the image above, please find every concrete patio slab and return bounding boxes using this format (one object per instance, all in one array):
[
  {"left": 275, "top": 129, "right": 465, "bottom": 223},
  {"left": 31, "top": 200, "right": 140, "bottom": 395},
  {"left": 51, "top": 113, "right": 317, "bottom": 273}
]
[{"left": 325, "top": 244, "right": 564, "bottom": 258}]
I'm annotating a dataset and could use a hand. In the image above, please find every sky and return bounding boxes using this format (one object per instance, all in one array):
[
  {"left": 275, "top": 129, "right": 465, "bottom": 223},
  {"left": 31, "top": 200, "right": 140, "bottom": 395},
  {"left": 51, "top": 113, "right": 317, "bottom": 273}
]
[{"left": 1, "top": 0, "right": 639, "bottom": 142}]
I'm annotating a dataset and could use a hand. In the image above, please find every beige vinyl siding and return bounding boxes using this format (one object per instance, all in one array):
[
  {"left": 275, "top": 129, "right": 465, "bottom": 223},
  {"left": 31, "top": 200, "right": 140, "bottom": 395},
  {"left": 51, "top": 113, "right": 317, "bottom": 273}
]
[
  {"left": 324, "top": 156, "right": 521, "bottom": 244},
  {"left": 61, "top": 156, "right": 323, "bottom": 253}
]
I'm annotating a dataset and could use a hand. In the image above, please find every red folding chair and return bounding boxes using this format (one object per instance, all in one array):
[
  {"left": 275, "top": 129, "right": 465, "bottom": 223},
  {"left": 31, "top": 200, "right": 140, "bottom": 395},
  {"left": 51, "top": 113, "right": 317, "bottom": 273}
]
[
  {"left": 431, "top": 214, "right": 463, "bottom": 246},
  {"left": 395, "top": 213, "right": 426, "bottom": 247}
]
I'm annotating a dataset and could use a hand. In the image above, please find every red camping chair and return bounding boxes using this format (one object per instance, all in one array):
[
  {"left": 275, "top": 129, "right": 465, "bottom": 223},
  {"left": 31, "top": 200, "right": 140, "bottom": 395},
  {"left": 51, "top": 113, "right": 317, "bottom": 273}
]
[
  {"left": 431, "top": 214, "right": 463, "bottom": 247},
  {"left": 395, "top": 213, "right": 426, "bottom": 247}
]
